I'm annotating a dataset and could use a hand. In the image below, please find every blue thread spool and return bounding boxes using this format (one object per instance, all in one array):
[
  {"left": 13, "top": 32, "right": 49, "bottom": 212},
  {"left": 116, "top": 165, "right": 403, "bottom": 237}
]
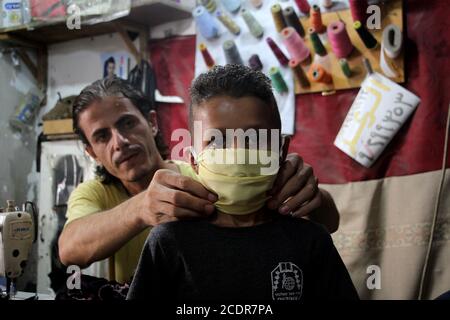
[
  {"left": 192, "top": 6, "right": 219, "bottom": 39},
  {"left": 221, "top": 0, "right": 241, "bottom": 14}
]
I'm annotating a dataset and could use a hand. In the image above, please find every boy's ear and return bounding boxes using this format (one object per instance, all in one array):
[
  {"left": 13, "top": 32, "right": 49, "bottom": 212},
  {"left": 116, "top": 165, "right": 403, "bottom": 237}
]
[{"left": 281, "top": 135, "right": 290, "bottom": 162}]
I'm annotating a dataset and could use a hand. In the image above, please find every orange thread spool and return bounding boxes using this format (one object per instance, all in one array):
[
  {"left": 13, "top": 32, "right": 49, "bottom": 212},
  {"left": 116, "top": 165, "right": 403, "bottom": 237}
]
[
  {"left": 199, "top": 43, "right": 215, "bottom": 69},
  {"left": 308, "top": 64, "right": 332, "bottom": 84},
  {"left": 310, "top": 5, "right": 325, "bottom": 34}
]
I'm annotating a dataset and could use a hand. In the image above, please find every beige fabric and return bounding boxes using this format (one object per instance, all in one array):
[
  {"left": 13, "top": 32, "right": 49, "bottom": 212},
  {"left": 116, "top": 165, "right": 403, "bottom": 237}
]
[{"left": 320, "top": 169, "right": 450, "bottom": 300}]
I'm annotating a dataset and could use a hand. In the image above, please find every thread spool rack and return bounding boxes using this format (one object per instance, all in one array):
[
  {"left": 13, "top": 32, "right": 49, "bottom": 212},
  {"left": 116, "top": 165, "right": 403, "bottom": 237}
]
[{"left": 295, "top": 0, "right": 404, "bottom": 95}]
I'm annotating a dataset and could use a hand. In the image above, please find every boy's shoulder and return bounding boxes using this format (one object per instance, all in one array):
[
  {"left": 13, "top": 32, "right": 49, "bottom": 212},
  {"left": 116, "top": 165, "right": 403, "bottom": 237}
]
[
  {"left": 275, "top": 215, "right": 330, "bottom": 236},
  {"left": 148, "top": 220, "right": 203, "bottom": 243}
]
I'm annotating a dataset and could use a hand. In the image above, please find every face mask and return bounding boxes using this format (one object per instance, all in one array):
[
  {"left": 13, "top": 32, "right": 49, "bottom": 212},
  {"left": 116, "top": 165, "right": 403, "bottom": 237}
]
[{"left": 193, "top": 148, "right": 280, "bottom": 215}]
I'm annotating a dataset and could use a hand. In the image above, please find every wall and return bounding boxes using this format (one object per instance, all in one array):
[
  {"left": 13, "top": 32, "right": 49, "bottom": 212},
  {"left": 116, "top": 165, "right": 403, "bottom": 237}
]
[{"left": 1, "top": 32, "right": 139, "bottom": 293}]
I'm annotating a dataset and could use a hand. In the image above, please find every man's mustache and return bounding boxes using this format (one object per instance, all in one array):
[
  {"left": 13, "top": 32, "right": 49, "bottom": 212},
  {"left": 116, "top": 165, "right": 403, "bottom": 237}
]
[{"left": 113, "top": 144, "right": 142, "bottom": 166}]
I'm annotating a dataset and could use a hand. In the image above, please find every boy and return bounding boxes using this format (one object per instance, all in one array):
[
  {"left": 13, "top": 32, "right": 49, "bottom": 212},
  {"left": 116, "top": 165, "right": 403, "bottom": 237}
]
[{"left": 127, "top": 65, "right": 358, "bottom": 301}]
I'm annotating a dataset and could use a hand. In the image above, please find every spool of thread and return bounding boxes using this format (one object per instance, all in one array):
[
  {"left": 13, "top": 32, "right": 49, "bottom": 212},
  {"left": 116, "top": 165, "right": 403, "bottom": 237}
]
[
  {"left": 363, "top": 57, "right": 373, "bottom": 75},
  {"left": 282, "top": 6, "right": 305, "bottom": 38},
  {"left": 269, "top": 67, "right": 289, "bottom": 93},
  {"left": 266, "top": 37, "right": 289, "bottom": 66},
  {"left": 271, "top": 4, "right": 287, "bottom": 33},
  {"left": 294, "top": 0, "right": 311, "bottom": 15},
  {"left": 192, "top": 6, "right": 219, "bottom": 39},
  {"left": 250, "top": 0, "right": 263, "bottom": 9},
  {"left": 310, "top": 5, "right": 326, "bottom": 34},
  {"left": 199, "top": 43, "right": 215, "bottom": 69},
  {"left": 249, "top": 54, "right": 263, "bottom": 71},
  {"left": 221, "top": 0, "right": 241, "bottom": 13},
  {"left": 339, "top": 58, "right": 352, "bottom": 77},
  {"left": 308, "top": 64, "right": 332, "bottom": 84},
  {"left": 216, "top": 10, "right": 240, "bottom": 35},
  {"left": 289, "top": 58, "right": 310, "bottom": 88},
  {"left": 349, "top": 0, "right": 368, "bottom": 25},
  {"left": 223, "top": 40, "right": 243, "bottom": 65},
  {"left": 327, "top": 20, "right": 353, "bottom": 58},
  {"left": 322, "top": 0, "right": 333, "bottom": 9},
  {"left": 281, "top": 27, "right": 310, "bottom": 63},
  {"left": 354, "top": 20, "right": 378, "bottom": 49},
  {"left": 379, "top": 24, "right": 402, "bottom": 78},
  {"left": 241, "top": 8, "right": 264, "bottom": 39},
  {"left": 382, "top": 24, "right": 402, "bottom": 59},
  {"left": 309, "top": 28, "right": 327, "bottom": 56},
  {"left": 199, "top": 0, "right": 217, "bottom": 13}
]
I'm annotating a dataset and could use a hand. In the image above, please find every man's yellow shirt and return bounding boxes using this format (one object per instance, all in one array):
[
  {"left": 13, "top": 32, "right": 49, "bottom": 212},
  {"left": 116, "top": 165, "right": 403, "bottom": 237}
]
[{"left": 65, "top": 161, "right": 196, "bottom": 284}]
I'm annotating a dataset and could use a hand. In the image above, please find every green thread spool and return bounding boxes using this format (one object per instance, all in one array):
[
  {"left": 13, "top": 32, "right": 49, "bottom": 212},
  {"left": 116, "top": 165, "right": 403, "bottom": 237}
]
[
  {"left": 199, "top": 0, "right": 217, "bottom": 13},
  {"left": 241, "top": 8, "right": 264, "bottom": 39},
  {"left": 353, "top": 20, "right": 378, "bottom": 49},
  {"left": 271, "top": 4, "right": 287, "bottom": 33},
  {"left": 309, "top": 28, "right": 327, "bottom": 56},
  {"left": 339, "top": 58, "right": 352, "bottom": 77},
  {"left": 216, "top": 10, "right": 240, "bottom": 35},
  {"left": 269, "top": 67, "right": 288, "bottom": 93}
]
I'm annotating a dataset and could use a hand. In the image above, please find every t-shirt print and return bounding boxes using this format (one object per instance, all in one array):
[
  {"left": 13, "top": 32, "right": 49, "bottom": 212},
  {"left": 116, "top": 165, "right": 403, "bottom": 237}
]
[{"left": 271, "top": 262, "right": 303, "bottom": 301}]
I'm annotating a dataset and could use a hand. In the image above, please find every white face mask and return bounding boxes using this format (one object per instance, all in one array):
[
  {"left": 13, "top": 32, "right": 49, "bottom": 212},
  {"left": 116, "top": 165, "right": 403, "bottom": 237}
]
[{"left": 192, "top": 148, "right": 280, "bottom": 215}]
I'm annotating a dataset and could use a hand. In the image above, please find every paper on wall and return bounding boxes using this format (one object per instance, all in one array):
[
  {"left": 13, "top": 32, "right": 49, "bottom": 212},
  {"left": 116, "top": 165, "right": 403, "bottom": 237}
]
[{"left": 334, "top": 72, "right": 420, "bottom": 167}]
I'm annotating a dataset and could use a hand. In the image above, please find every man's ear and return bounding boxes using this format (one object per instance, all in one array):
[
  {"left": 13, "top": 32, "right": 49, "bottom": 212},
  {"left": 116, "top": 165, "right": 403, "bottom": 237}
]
[
  {"left": 281, "top": 135, "right": 290, "bottom": 162},
  {"left": 85, "top": 144, "right": 99, "bottom": 163},
  {"left": 148, "top": 110, "right": 159, "bottom": 137}
]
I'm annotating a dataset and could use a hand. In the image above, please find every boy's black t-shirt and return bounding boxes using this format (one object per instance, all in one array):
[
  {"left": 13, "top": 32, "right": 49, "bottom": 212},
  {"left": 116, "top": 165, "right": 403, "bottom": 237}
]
[{"left": 127, "top": 215, "right": 359, "bottom": 301}]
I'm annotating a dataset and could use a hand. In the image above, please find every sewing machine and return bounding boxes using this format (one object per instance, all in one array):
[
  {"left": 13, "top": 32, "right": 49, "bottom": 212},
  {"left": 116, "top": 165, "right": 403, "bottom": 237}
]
[{"left": 0, "top": 200, "right": 37, "bottom": 299}]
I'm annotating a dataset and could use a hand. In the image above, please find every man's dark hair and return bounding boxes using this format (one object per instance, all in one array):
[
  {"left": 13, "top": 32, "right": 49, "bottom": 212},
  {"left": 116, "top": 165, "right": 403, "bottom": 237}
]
[
  {"left": 72, "top": 76, "right": 169, "bottom": 184},
  {"left": 189, "top": 64, "right": 281, "bottom": 129}
]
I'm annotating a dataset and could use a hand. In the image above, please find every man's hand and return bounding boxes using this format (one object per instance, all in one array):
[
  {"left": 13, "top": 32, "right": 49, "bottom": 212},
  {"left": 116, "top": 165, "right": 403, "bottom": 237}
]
[
  {"left": 137, "top": 169, "right": 217, "bottom": 226},
  {"left": 267, "top": 153, "right": 339, "bottom": 233},
  {"left": 267, "top": 154, "right": 321, "bottom": 217}
]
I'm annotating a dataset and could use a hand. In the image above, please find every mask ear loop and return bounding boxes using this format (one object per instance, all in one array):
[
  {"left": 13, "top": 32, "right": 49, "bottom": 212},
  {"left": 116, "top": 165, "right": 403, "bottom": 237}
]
[
  {"left": 186, "top": 146, "right": 199, "bottom": 165},
  {"left": 280, "top": 135, "right": 291, "bottom": 161}
]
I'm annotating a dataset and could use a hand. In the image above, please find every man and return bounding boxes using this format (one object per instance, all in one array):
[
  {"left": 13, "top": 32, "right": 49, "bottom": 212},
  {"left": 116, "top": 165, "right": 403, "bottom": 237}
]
[
  {"left": 127, "top": 65, "right": 357, "bottom": 301},
  {"left": 58, "top": 76, "right": 340, "bottom": 284}
]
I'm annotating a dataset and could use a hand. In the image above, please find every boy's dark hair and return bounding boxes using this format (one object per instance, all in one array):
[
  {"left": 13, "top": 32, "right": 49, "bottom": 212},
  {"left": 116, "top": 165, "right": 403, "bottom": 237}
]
[
  {"left": 189, "top": 64, "right": 281, "bottom": 129},
  {"left": 72, "top": 76, "right": 169, "bottom": 184}
]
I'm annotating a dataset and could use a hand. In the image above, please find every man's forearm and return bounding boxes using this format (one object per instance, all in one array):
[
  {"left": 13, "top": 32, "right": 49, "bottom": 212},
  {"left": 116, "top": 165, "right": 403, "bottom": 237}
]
[
  {"left": 58, "top": 192, "right": 147, "bottom": 268},
  {"left": 309, "top": 189, "right": 340, "bottom": 233}
]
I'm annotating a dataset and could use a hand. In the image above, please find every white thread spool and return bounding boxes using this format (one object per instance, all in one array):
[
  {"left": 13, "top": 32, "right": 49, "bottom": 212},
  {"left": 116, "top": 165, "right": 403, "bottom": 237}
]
[{"left": 322, "top": 0, "right": 333, "bottom": 9}]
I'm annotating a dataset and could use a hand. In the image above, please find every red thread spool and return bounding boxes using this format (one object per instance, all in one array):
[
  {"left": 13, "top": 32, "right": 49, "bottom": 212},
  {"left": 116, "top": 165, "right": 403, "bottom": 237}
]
[
  {"left": 281, "top": 27, "right": 311, "bottom": 63},
  {"left": 349, "top": 0, "right": 368, "bottom": 25},
  {"left": 199, "top": 43, "right": 215, "bottom": 68},
  {"left": 294, "top": 0, "right": 310, "bottom": 15},
  {"left": 327, "top": 21, "right": 353, "bottom": 58},
  {"left": 266, "top": 37, "right": 289, "bottom": 66},
  {"left": 308, "top": 64, "right": 332, "bottom": 84},
  {"left": 310, "top": 5, "right": 326, "bottom": 34}
]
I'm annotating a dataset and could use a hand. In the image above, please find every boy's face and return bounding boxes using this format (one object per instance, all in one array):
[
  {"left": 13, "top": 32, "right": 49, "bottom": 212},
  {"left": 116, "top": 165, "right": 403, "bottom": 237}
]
[{"left": 192, "top": 95, "right": 280, "bottom": 153}]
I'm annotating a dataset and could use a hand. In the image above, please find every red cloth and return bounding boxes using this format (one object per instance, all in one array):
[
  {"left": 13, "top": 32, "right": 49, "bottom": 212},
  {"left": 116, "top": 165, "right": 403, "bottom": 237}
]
[{"left": 149, "top": 1, "right": 450, "bottom": 184}]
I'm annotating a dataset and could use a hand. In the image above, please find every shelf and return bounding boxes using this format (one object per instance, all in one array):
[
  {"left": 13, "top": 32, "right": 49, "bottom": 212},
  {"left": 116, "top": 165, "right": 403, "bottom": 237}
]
[
  {"left": 0, "top": 0, "right": 192, "bottom": 46},
  {"left": 0, "top": 0, "right": 192, "bottom": 93}
]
